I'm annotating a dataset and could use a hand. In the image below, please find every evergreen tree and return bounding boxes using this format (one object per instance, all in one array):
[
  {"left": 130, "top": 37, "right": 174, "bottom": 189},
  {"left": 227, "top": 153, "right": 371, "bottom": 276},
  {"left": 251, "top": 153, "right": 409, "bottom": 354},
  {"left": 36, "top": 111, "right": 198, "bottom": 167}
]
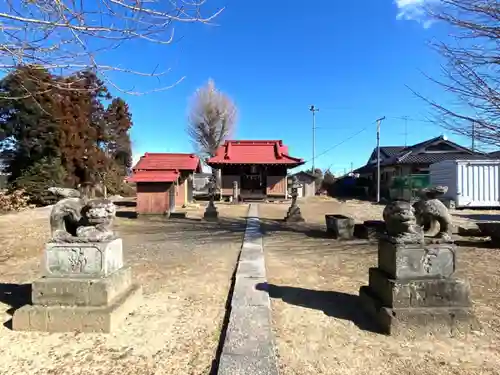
[{"left": 0, "top": 66, "right": 134, "bottom": 203}]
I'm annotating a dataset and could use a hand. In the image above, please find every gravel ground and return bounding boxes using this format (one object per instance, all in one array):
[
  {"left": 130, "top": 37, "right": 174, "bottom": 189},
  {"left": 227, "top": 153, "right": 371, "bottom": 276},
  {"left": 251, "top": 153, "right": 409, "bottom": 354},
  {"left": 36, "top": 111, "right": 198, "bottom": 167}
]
[
  {"left": 259, "top": 197, "right": 500, "bottom": 375},
  {"left": 0, "top": 202, "right": 249, "bottom": 375}
]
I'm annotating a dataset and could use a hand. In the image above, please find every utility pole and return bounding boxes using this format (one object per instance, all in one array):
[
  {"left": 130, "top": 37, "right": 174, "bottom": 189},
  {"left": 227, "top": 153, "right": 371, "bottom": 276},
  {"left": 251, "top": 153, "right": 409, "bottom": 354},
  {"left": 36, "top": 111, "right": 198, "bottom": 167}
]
[
  {"left": 471, "top": 120, "right": 476, "bottom": 152},
  {"left": 402, "top": 115, "right": 409, "bottom": 146},
  {"left": 310, "top": 105, "right": 319, "bottom": 172},
  {"left": 376, "top": 116, "right": 386, "bottom": 203},
  {"left": 350, "top": 162, "right": 353, "bottom": 172}
]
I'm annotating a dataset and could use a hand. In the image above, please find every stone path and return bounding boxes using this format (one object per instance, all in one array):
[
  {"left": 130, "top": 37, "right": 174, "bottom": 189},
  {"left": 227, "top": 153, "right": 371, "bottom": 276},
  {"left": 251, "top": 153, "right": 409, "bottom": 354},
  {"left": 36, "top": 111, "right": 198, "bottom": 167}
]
[{"left": 217, "top": 203, "right": 279, "bottom": 375}]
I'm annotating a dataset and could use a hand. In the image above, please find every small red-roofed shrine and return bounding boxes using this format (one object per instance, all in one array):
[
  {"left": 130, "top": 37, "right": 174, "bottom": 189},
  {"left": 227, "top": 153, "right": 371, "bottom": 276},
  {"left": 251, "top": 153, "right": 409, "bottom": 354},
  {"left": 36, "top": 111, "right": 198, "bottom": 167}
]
[
  {"left": 128, "top": 153, "right": 202, "bottom": 214},
  {"left": 207, "top": 140, "right": 304, "bottom": 200}
]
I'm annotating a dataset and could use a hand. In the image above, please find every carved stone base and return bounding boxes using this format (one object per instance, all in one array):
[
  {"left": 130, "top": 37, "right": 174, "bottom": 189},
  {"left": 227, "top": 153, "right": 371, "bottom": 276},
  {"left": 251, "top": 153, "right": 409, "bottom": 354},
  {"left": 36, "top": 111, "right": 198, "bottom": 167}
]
[
  {"left": 378, "top": 239, "right": 456, "bottom": 279},
  {"left": 359, "top": 286, "right": 479, "bottom": 336},
  {"left": 43, "top": 239, "right": 123, "bottom": 278},
  {"left": 284, "top": 205, "right": 304, "bottom": 222},
  {"left": 12, "top": 266, "right": 142, "bottom": 333}
]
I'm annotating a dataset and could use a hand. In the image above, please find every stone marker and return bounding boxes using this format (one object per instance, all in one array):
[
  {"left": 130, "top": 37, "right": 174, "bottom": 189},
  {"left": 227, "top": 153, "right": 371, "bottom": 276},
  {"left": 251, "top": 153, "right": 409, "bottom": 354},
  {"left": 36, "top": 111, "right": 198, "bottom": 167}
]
[
  {"left": 232, "top": 181, "right": 239, "bottom": 204},
  {"left": 284, "top": 176, "right": 304, "bottom": 222},
  {"left": 325, "top": 214, "right": 355, "bottom": 240},
  {"left": 13, "top": 188, "right": 142, "bottom": 333},
  {"left": 359, "top": 197, "right": 479, "bottom": 336}
]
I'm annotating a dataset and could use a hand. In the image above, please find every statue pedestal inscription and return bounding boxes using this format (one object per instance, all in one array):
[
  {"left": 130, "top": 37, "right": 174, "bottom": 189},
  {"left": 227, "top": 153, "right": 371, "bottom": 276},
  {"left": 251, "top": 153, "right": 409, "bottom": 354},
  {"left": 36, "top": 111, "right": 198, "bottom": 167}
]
[
  {"left": 359, "top": 200, "right": 479, "bottom": 336},
  {"left": 42, "top": 239, "right": 123, "bottom": 277},
  {"left": 12, "top": 190, "right": 142, "bottom": 333}
]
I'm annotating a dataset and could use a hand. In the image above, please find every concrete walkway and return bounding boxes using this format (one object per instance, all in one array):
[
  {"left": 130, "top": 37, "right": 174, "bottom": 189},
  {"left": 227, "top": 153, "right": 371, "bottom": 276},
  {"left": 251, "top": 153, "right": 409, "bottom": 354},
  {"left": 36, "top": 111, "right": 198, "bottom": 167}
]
[{"left": 217, "top": 203, "right": 279, "bottom": 375}]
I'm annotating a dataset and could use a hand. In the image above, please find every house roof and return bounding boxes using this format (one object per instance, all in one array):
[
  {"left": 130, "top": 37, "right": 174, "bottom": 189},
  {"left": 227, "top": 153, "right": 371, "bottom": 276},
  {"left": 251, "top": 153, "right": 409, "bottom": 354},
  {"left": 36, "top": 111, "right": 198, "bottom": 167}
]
[
  {"left": 206, "top": 140, "right": 304, "bottom": 166},
  {"left": 293, "top": 171, "right": 317, "bottom": 180},
  {"left": 128, "top": 170, "right": 180, "bottom": 183},
  {"left": 133, "top": 153, "right": 202, "bottom": 172},
  {"left": 355, "top": 135, "right": 489, "bottom": 173}
]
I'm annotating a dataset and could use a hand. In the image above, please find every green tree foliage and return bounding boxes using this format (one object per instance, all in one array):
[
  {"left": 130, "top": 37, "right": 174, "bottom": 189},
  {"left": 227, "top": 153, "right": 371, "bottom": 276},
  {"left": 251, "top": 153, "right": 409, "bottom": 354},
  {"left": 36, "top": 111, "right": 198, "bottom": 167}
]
[
  {"left": 13, "top": 157, "right": 67, "bottom": 206},
  {"left": 104, "top": 98, "right": 133, "bottom": 173},
  {"left": 0, "top": 65, "right": 134, "bottom": 204},
  {"left": 321, "top": 169, "right": 336, "bottom": 193}
]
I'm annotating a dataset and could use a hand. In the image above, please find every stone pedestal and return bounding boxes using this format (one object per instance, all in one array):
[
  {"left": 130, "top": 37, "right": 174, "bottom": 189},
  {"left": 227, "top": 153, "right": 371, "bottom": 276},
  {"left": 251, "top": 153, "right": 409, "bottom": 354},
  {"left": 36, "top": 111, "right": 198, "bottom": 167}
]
[
  {"left": 359, "top": 237, "right": 479, "bottom": 336},
  {"left": 12, "top": 239, "right": 142, "bottom": 333},
  {"left": 204, "top": 201, "right": 219, "bottom": 221},
  {"left": 284, "top": 204, "right": 304, "bottom": 222}
]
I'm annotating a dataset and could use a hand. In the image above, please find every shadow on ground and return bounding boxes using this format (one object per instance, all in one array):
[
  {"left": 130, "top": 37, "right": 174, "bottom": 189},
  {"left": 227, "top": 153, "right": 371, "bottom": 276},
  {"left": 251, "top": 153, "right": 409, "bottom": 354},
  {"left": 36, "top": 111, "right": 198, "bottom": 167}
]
[
  {"left": 256, "top": 283, "right": 382, "bottom": 334},
  {"left": 0, "top": 283, "right": 32, "bottom": 329}
]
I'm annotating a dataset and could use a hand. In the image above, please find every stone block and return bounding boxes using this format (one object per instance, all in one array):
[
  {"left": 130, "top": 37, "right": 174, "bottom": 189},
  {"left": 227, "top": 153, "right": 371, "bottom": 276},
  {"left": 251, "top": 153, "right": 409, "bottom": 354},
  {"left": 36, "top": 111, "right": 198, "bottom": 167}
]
[
  {"left": 13, "top": 284, "right": 142, "bottom": 333},
  {"left": 237, "top": 258, "right": 266, "bottom": 279},
  {"left": 222, "top": 306, "right": 274, "bottom": 357},
  {"left": 367, "top": 267, "right": 471, "bottom": 308},
  {"left": 217, "top": 353, "right": 279, "bottom": 375},
  {"left": 231, "top": 277, "right": 270, "bottom": 308},
  {"left": 42, "top": 238, "right": 123, "bottom": 278},
  {"left": 32, "top": 266, "right": 132, "bottom": 307},
  {"left": 378, "top": 240, "right": 456, "bottom": 279},
  {"left": 325, "top": 214, "right": 355, "bottom": 240},
  {"left": 359, "top": 286, "right": 479, "bottom": 336}
]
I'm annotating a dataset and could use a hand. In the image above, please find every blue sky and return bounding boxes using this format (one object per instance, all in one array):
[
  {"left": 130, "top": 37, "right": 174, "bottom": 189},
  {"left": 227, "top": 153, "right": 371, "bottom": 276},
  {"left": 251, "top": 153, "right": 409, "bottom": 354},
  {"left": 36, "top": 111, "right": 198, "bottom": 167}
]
[{"left": 109, "top": 0, "right": 473, "bottom": 176}]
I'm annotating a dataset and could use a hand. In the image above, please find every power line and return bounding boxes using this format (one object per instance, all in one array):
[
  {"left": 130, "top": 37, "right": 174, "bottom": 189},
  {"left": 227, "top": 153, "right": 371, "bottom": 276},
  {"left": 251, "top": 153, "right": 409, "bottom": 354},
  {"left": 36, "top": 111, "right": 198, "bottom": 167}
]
[{"left": 310, "top": 127, "right": 370, "bottom": 170}]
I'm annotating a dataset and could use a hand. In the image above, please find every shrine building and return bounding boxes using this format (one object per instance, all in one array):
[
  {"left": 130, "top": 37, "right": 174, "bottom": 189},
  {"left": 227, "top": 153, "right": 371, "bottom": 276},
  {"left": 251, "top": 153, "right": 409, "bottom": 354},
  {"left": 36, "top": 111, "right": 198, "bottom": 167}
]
[{"left": 206, "top": 140, "right": 304, "bottom": 201}]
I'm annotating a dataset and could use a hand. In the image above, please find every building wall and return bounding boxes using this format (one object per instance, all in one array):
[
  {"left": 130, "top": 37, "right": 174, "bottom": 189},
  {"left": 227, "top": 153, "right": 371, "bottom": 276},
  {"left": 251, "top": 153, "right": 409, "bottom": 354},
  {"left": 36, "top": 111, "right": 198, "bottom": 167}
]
[
  {"left": 266, "top": 175, "right": 286, "bottom": 196},
  {"left": 303, "top": 180, "right": 316, "bottom": 197},
  {"left": 136, "top": 182, "right": 174, "bottom": 214}
]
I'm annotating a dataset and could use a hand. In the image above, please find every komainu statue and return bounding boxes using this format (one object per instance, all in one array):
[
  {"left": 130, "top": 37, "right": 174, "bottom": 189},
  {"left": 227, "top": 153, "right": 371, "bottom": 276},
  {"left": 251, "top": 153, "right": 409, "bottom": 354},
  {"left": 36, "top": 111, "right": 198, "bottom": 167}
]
[
  {"left": 412, "top": 186, "right": 452, "bottom": 241},
  {"left": 382, "top": 200, "right": 424, "bottom": 244},
  {"left": 48, "top": 187, "right": 116, "bottom": 243}
]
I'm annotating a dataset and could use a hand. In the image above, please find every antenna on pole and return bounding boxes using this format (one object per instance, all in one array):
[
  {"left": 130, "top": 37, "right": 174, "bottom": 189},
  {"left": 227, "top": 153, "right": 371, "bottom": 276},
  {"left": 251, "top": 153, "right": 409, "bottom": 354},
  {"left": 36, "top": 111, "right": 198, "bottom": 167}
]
[{"left": 310, "top": 105, "right": 320, "bottom": 172}]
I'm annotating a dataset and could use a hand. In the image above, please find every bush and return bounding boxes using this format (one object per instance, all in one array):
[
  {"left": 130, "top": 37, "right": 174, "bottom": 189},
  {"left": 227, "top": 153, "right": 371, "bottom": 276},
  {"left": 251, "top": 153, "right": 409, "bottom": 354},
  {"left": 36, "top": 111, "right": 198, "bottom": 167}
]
[{"left": 0, "top": 189, "right": 33, "bottom": 212}]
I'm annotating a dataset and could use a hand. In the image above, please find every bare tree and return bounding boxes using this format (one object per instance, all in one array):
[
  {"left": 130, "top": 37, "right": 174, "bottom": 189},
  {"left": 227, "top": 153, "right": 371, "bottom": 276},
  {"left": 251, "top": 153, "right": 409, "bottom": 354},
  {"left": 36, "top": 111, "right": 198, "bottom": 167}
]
[
  {"left": 0, "top": 1, "right": 223, "bottom": 97},
  {"left": 187, "top": 78, "right": 237, "bottom": 199},
  {"left": 187, "top": 78, "right": 237, "bottom": 158},
  {"left": 416, "top": 0, "right": 499, "bottom": 148}
]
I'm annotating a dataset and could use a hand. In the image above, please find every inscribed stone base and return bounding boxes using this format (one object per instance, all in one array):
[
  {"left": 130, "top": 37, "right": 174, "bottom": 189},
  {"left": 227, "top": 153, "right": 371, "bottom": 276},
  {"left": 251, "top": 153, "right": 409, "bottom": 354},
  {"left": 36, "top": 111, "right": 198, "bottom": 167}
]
[
  {"left": 42, "top": 238, "right": 123, "bottom": 278},
  {"left": 32, "top": 266, "right": 132, "bottom": 307},
  {"left": 378, "top": 239, "right": 456, "bottom": 279},
  {"left": 359, "top": 286, "right": 479, "bottom": 337},
  {"left": 367, "top": 267, "right": 471, "bottom": 308},
  {"left": 12, "top": 284, "right": 142, "bottom": 333}
]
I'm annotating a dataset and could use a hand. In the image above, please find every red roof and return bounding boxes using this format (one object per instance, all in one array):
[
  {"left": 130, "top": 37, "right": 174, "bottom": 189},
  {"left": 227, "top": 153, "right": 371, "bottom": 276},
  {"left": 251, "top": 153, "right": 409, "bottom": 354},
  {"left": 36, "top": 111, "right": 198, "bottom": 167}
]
[
  {"left": 206, "top": 140, "right": 304, "bottom": 166},
  {"left": 132, "top": 153, "right": 202, "bottom": 172},
  {"left": 128, "top": 170, "right": 179, "bottom": 183}
]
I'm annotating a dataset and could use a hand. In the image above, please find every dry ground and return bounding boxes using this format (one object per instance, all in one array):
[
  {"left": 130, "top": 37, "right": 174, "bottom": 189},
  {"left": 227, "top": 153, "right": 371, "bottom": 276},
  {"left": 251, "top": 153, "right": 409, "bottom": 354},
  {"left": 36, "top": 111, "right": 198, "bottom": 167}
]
[
  {"left": 260, "top": 197, "right": 500, "bottom": 375},
  {"left": 0, "top": 201, "right": 249, "bottom": 375}
]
